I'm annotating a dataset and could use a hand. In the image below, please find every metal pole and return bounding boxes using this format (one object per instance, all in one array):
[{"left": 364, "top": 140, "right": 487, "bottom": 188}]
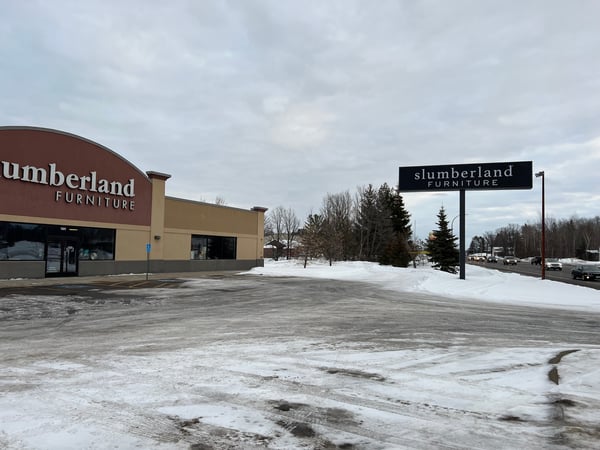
[
  {"left": 535, "top": 171, "right": 545, "bottom": 280},
  {"left": 146, "top": 243, "right": 151, "bottom": 281},
  {"left": 459, "top": 189, "right": 466, "bottom": 280},
  {"left": 541, "top": 174, "right": 545, "bottom": 280}
]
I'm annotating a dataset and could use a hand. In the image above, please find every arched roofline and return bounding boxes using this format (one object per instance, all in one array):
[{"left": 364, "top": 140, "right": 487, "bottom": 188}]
[{"left": 0, "top": 126, "right": 151, "bottom": 181}]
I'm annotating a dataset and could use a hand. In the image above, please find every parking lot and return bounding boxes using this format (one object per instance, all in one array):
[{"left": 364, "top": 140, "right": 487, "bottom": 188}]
[{"left": 2, "top": 272, "right": 600, "bottom": 449}]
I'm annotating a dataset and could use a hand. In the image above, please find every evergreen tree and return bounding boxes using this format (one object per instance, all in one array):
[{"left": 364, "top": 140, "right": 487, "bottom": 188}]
[
  {"left": 427, "top": 206, "right": 459, "bottom": 273},
  {"left": 302, "top": 214, "right": 324, "bottom": 267},
  {"left": 355, "top": 184, "right": 380, "bottom": 261},
  {"left": 377, "top": 184, "right": 412, "bottom": 267}
]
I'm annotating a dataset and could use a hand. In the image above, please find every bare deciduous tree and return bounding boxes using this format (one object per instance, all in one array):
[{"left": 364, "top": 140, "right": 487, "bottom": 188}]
[
  {"left": 266, "top": 206, "right": 285, "bottom": 260},
  {"left": 481, "top": 216, "right": 600, "bottom": 260},
  {"left": 320, "top": 191, "right": 354, "bottom": 264},
  {"left": 282, "top": 208, "right": 300, "bottom": 259}
]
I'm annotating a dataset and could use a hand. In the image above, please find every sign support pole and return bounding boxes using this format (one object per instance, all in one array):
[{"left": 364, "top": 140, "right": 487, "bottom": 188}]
[
  {"left": 146, "top": 243, "right": 151, "bottom": 281},
  {"left": 459, "top": 189, "right": 466, "bottom": 280}
]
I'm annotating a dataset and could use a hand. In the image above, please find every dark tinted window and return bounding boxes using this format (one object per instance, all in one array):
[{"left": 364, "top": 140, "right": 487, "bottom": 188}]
[
  {"left": 0, "top": 222, "right": 45, "bottom": 260},
  {"left": 79, "top": 227, "right": 115, "bottom": 260},
  {"left": 191, "top": 235, "right": 236, "bottom": 260}
]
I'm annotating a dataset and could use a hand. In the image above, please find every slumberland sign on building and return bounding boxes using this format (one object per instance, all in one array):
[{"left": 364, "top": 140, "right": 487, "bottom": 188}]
[
  {"left": 0, "top": 127, "right": 152, "bottom": 226},
  {"left": 398, "top": 161, "right": 533, "bottom": 192}
]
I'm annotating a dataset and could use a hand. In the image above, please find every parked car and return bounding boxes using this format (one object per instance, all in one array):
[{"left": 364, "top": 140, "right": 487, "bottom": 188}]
[
  {"left": 545, "top": 258, "right": 563, "bottom": 271},
  {"left": 487, "top": 256, "right": 498, "bottom": 263},
  {"left": 571, "top": 264, "right": 600, "bottom": 281},
  {"left": 531, "top": 256, "right": 542, "bottom": 265},
  {"left": 503, "top": 256, "right": 518, "bottom": 265}
]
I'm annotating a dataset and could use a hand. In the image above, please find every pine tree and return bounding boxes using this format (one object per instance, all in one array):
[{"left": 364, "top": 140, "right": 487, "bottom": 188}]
[
  {"left": 302, "top": 214, "right": 324, "bottom": 267},
  {"left": 355, "top": 184, "right": 380, "bottom": 261},
  {"left": 427, "top": 206, "right": 459, "bottom": 273},
  {"left": 378, "top": 184, "right": 412, "bottom": 267}
]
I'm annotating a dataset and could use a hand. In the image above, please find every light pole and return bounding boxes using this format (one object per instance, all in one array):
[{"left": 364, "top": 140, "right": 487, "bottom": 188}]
[
  {"left": 535, "top": 171, "right": 545, "bottom": 280},
  {"left": 450, "top": 215, "right": 459, "bottom": 235}
]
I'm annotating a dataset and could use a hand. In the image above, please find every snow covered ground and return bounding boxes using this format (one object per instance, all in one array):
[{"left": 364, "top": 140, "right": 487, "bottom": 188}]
[
  {"left": 1, "top": 261, "right": 599, "bottom": 449},
  {"left": 251, "top": 259, "right": 600, "bottom": 313}
]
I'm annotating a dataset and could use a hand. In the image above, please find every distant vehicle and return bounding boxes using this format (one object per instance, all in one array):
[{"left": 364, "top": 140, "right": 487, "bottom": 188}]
[
  {"left": 571, "top": 264, "right": 600, "bottom": 281},
  {"left": 487, "top": 256, "right": 498, "bottom": 263},
  {"left": 531, "top": 256, "right": 542, "bottom": 265},
  {"left": 545, "top": 258, "right": 563, "bottom": 271},
  {"left": 469, "top": 255, "right": 486, "bottom": 262},
  {"left": 503, "top": 256, "right": 518, "bottom": 265}
]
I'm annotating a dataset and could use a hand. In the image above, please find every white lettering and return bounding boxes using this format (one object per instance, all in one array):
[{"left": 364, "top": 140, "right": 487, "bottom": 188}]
[
  {"left": 98, "top": 179, "right": 110, "bottom": 194},
  {"left": 123, "top": 179, "right": 135, "bottom": 197},
  {"left": 110, "top": 181, "right": 123, "bottom": 196},
  {"left": 66, "top": 173, "right": 79, "bottom": 189},
  {"left": 21, "top": 165, "right": 48, "bottom": 184},
  {"left": 0, "top": 161, "right": 136, "bottom": 200},
  {"left": 80, "top": 175, "right": 90, "bottom": 190},
  {"left": 90, "top": 171, "right": 98, "bottom": 192},
  {"left": 49, "top": 163, "right": 65, "bottom": 186},
  {"left": 2, "top": 161, "right": 20, "bottom": 179}
]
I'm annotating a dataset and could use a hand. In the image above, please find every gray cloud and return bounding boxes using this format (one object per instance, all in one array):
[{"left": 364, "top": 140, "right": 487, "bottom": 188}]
[{"left": 1, "top": 0, "right": 599, "bottom": 242}]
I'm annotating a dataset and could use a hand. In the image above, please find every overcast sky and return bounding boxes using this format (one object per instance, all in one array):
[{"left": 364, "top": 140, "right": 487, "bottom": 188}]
[{"left": 2, "top": 0, "right": 599, "bottom": 243}]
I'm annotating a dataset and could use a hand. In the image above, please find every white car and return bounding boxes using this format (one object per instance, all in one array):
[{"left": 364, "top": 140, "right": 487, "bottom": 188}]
[{"left": 544, "top": 258, "right": 563, "bottom": 271}]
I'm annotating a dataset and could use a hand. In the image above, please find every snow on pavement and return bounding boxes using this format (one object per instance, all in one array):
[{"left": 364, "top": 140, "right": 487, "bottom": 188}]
[
  {"left": 248, "top": 259, "right": 600, "bottom": 312},
  {"left": 1, "top": 260, "right": 599, "bottom": 449}
]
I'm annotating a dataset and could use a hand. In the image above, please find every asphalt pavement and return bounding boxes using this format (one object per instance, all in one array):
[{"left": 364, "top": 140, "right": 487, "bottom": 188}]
[{"left": 2, "top": 272, "right": 600, "bottom": 448}]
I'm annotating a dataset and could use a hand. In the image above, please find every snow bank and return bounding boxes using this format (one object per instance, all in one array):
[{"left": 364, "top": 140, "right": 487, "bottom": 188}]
[{"left": 247, "top": 260, "right": 600, "bottom": 312}]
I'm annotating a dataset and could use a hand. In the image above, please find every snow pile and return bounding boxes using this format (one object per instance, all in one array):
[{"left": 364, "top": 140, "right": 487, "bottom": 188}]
[{"left": 248, "top": 259, "right": 600, "bottom": 312}]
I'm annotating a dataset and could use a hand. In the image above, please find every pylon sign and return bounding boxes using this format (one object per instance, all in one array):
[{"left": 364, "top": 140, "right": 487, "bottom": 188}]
[{"left": 398, "top": 161, "right": 533, "bottom": 192}]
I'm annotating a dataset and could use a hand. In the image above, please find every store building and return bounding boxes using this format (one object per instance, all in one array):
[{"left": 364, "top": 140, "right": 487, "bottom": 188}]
[{"left": 0, "top": 127, "right": 267, "bottom": 278}]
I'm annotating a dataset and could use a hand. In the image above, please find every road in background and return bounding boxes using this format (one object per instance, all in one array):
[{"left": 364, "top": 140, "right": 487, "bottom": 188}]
[{"left": 471, "top": 260, "right": 600, "bottom": 290}]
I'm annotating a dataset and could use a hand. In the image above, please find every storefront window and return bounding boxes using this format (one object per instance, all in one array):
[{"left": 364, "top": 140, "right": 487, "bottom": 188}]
[
  {"left": 0, "top": 222, "right": 45, "bottom": 260},
  {"left": 191, "top": 235, "right": 236, "bottom": 260},
  {"left": 0, "top": 221, "right": 115, "bottom": 261},
  {"left": 79, "top": 227, "right": 115, "bottom": 260}
]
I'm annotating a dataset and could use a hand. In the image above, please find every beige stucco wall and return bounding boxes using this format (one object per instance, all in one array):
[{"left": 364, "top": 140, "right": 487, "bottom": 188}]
[
  {"left": 0, "top": 214, "right": 140, "bottom": 231},
  {"left": 165, "top": 198, "right": 259, "bottom": 235},
  {"left": 115, "top": 227, "right": 151, "bottom": 261},
  {"left": 162, "top": 197, "right": 265, "bottom": 261},
  {"left": 238, "top": 236, "right": 260, "bottom": 260},
  {"left": 162, "top": 230, "right": 191, "bottom": 260},
  {"left": 147, "top": 173, "right": 170, "bottom": 260},
  {"left": 1, "top": 196, "right": 266, "bottom": 264}
]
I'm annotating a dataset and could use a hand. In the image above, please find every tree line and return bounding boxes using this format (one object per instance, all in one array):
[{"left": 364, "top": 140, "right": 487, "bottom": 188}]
[
  {"left": 265, "top": 183, "right": 415, "bottom": 267},
  {"left": 469, "top": 216, "right": 600, "bottom": 260}
]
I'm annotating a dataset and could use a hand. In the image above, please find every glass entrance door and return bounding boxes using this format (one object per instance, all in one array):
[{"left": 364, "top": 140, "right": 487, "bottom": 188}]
[{"left": 46, "top": 239, "right": 79, "bottom": 276}]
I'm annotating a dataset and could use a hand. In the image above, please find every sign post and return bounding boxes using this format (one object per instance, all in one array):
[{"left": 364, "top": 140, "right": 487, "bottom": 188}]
[
  {"left": 398, "top": 161, "right": 533, "bottom": 280},
  {"left": 146, "top": 243, "right": 151, "bottom": 281}
]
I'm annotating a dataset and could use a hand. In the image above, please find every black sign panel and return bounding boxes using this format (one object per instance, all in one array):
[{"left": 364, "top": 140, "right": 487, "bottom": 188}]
[{"left": 398, "top": 161, "right": 533, "bottom": 192}]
